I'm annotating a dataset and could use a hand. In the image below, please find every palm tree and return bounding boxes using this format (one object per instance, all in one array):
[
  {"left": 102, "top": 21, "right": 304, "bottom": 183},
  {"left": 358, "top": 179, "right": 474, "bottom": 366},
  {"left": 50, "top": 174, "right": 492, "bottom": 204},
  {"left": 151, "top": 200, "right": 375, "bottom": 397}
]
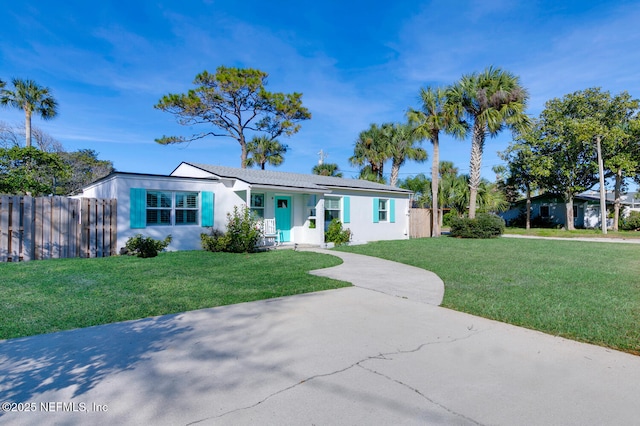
[
  {"left": 388, "top": 122, "right": 428, "bottom": 187},
  {"left": 399, "top": 173, "right": 431, "bottom": 207},
  {"left": 408, "top": 87, "right": 466, "bottom": 236},
  {"left": 447, "top": 67, "right": 530, "bottom": 218},
  {"left": 312, "top": 163, "right": 343, "bottom": 177},
  {"left": 0, "top": 79, "right": 58, "bottom": 148},
  {"left": 244, "top": 135, "right": 287, "bottom": 170},
  {"left": 350, "top": 123, "right": 390, "bottom": 182}
]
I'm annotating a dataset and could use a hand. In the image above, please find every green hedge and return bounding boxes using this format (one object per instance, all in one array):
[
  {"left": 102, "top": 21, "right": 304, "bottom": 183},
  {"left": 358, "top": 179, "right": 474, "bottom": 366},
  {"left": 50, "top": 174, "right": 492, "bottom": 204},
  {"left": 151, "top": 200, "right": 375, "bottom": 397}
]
[{"left": 450, "top": 213, "right": 505, "bottom": 238}]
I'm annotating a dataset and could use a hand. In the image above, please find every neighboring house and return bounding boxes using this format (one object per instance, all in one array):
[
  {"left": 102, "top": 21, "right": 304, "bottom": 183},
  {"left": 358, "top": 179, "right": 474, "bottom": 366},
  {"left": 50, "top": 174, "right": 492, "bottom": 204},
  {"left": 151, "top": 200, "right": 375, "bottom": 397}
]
[
  {"left": 77, "top": 162, "right": 412, "bottom": 251},
  {"left": 500, "top": 192, "right": 637, "bottom": 229}
]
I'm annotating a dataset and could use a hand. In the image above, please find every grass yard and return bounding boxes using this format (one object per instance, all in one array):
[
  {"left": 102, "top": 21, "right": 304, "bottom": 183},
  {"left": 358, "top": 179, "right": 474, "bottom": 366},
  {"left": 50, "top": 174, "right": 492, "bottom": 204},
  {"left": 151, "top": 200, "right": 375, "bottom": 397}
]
[
  {"left": 337, "top": 237, "right": 640, "bottom": 354},
  {"left": 0, "top": 250, "right": 349, "bottom": 340},
  {"left": 505, "top": 227, "right": 640, "bottom": 239}
]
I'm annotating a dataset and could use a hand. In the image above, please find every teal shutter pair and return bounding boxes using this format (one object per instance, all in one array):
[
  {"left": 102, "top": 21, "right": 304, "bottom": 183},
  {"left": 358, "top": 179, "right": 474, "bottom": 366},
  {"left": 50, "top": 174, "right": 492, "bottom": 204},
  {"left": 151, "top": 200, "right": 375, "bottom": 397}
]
[
  {"left": 372, "top": 198, "right": 395, "bottom": 223},
  {"left": 129, "top": 188, "right": 214, "bottom": 228}
]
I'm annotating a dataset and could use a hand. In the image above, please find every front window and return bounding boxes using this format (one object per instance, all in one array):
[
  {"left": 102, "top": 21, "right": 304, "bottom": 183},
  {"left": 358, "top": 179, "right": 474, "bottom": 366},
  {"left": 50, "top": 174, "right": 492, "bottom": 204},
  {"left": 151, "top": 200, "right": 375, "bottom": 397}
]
[
  {"left": 175, "top": 192, "right": 199, "bottom": 225},
  {"left": 324, "top": 197, "right": 341, "bottom": 223},
  {"left": 147, "top": 191, "right": 172, "bottom": 225},
  {"left": 251, "top": 194, "right": 265, "bottom": 218},
  {"left": 146, "top": 191, "right": 199, "bottom": 226},
  {"left": 378, "top": 199, "right": 388, "bottom": 222}
]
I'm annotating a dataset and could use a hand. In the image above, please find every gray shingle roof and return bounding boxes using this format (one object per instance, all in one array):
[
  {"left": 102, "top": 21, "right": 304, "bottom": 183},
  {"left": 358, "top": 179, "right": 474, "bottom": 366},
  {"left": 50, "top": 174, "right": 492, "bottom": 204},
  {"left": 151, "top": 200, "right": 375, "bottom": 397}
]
[{"left": 181, "top": 163, "right": 412, "bottom": 194}]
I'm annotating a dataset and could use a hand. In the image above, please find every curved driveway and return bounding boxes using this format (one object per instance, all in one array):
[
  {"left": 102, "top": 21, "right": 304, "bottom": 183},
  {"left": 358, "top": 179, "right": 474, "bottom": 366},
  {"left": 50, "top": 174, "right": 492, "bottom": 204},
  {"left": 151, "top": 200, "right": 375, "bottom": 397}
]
[{"left": 0, "top": 248, "right": 639, "bottom": 425}]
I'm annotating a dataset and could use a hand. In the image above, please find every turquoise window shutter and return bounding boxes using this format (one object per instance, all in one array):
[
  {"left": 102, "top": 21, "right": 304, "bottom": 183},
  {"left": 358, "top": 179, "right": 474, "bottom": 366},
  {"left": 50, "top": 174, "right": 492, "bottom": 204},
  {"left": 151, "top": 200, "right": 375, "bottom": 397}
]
[
  {"left": 373, "top": 198, "right": 379, "bottom": 223},
  {"left": 343, "top": 197, "right": 351, "bottom": 223},
  {"left": 130, "top": 188, "right": 146, "bottom": 229},
  {"left": 390, "top": 199, "right": 396, "bottom": 223},
  {"left": 201, "top": 192, "right": 215, "bottom": 227}
]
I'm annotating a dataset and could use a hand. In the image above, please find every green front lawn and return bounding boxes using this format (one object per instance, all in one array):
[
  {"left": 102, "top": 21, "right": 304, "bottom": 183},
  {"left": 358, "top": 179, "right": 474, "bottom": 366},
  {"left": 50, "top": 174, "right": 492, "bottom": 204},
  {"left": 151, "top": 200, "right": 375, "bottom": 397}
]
[
  {"left": 0, "top": 250, "right": 349, "bottom": 340},
  {"left": 505, "top": 227, "right": 640, "bottom": 239},
  {"left": 337, "top": 238, "right": 640, "bottom": 354}
]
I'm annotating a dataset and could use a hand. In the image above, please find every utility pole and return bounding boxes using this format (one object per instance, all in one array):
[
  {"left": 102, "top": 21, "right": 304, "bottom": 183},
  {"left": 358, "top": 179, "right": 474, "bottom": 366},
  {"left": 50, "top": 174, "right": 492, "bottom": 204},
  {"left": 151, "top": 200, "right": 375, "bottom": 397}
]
[
  {"left": 317, "top": 149, "right": 327, "bottom": 165},
  {"left": 596, "top": 135, "right": 607, "bottom": 235}
]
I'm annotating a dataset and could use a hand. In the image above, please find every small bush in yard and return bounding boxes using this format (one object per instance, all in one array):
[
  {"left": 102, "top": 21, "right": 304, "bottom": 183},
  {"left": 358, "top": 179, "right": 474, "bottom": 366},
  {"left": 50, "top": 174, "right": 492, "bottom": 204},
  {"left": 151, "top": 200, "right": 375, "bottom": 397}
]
[
  {"left": 200, "top": 229, "right": 230, "bottom": 252},
  {"left": 325, "top": 219, "right": 351, "bottom": 246},
  {"left": 201, "top": 205, "right": 263, "bottom": 253},
  {"left": 450, "top": 213, "right": 505, "bottom": 238},
  {"left": 619, "top": 211, "right": 640, "bottom": 231},
  {"left": 124, "top": 234, "right": 172, "bottom": 258}
]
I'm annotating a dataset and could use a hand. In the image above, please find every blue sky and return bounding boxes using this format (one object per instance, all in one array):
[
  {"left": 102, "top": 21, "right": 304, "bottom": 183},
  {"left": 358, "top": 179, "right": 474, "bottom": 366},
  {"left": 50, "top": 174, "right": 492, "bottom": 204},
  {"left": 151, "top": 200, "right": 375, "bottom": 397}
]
[{"left": 2, "top": 0, "right": 640, "bottom": 184}]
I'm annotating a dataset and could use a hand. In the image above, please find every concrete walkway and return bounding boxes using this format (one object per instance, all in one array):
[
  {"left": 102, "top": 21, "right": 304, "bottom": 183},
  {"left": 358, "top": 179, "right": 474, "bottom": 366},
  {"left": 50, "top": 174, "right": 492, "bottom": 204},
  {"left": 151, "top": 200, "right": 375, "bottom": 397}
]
[{"left": 1, "top": 249, "right": 639, "bottom": 425}]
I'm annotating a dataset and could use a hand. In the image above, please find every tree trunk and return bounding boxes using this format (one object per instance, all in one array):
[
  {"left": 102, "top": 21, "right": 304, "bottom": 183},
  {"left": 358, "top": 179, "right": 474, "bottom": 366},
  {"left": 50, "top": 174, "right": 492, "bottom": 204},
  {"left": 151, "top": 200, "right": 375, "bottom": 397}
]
[
  {"left": 431, "top": 134, "right": 440, "bottom": 237},
  {"left": 613, "top": 169, "right": 622, "bottom": 231},
  {"left": 565, "top": 193, "right": 575, "bottom": 230},
  {"left": 390, "top": 163, "right": 400, "bottom": 187},
  {"left": 25, "top": 107, "right": 32, "bottom": 148},
  {"left": 239, "top": 135, "right": 247, "bottom": 168},
  {"left": 468, "top": 122, "right": 485, "bottom": 219},
  {"left": 525, "top": 185, "right": 531, "bottom": 230}
]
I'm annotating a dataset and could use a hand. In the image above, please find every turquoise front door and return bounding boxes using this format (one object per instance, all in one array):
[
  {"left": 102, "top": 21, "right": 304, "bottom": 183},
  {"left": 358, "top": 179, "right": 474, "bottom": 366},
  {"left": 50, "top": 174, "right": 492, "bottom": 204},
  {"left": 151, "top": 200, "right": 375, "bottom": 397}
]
[{"left": 275, "top": 196, "right": 292, "bottom": 242}]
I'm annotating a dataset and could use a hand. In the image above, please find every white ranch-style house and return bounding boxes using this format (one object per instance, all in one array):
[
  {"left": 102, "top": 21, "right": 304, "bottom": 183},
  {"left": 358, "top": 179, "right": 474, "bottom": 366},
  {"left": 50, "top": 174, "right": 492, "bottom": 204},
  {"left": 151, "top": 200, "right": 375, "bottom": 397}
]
[{"left": 77, "top": 162, "right": 413, "bottom": 251}]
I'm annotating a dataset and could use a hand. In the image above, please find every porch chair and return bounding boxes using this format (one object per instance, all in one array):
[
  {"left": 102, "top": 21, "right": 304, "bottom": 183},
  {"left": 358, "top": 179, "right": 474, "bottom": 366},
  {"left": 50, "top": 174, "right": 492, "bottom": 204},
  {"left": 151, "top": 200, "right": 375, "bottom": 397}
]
[{"left": 262, "top": 218, "right": 280, "bottom": 246}]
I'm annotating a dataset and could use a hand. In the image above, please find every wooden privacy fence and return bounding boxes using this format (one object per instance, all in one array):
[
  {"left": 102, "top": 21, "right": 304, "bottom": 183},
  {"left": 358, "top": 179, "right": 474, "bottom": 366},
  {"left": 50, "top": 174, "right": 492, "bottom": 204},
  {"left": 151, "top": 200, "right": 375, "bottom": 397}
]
[
  {"left": 409, "top": 208, "right": 432, "bottom": 238},
  {"left": 0, "top": 196, "right": 117, "bottom": 262}
]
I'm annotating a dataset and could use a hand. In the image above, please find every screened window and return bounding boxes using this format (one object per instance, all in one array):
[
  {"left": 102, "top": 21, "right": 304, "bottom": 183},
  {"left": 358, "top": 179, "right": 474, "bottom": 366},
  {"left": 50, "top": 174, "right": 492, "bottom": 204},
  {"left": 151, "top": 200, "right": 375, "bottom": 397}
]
[
  {"left": 147, "top": 191, "right": 172, "bottom": 225},
  {"left": 378, "top": 199, "right": 388, "bottom": 222},
  {"left": 324, "top": 197, "right": 341, "bottom": 222},
  {"left": 251, "top": 194, "right": 265, "bottom": 218},
  {"left": 175, "top": 192, "right": 199, "bottom": 225}
]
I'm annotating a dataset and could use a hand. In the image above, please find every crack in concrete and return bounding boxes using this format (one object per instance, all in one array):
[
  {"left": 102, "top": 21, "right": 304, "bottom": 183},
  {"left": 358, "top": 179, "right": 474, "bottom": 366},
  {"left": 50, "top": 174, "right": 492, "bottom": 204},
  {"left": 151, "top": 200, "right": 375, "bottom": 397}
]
[
  {"left": 356, "top": 363, "right": 484, "bottom": 425},
  {"left": 187, "top": 330, "right": 486, "bottom": 425}
]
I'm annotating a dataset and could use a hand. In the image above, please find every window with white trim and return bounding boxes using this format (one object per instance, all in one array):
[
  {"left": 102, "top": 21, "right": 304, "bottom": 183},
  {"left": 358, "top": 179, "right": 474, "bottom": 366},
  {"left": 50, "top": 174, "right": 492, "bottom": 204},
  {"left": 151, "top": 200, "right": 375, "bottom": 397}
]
[
  {"left": 378, "top": 199, "right": 388, "bottom": 222},
  {"left": 250, "top": 193, "right": 265, "bottom": 218},
  {"left": 324, "top": 197, "right": 341, "bottom": 223},
  {"left": 147, "top": 191, "right": 172, "bottom": 225},
  {"left": 146, "top": 191, "right": 199, "bottom": 226},
  {"left": 175, "top": 192, "right": 199, "bottom": 224}
]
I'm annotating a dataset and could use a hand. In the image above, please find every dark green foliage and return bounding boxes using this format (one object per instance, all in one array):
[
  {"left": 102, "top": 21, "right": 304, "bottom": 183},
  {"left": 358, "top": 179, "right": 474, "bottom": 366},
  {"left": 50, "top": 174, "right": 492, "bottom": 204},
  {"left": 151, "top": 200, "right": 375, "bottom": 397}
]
[
  {"left": 450, "top": 213, "right": 505, "bottom": 238},
  {"left": 442, "top": 210, "right": 458, "bottom": 227},
  {"left": 124, "top": 234, "right": 172, "bottom": 258},
  {"left": 619, "top": 211, "right": 640, "bottom": 231},
  {"left": 325, "top": 219, "right": 351, "bottom": 245},
  {"left": 201, "top": 205, "right": 263, "bottom": 253},
  {"left": 57, "top": 149, "right": 114, "bottom": 194},
  {"left": 0, "top": 146, "right": 70, "bottom": 195}
]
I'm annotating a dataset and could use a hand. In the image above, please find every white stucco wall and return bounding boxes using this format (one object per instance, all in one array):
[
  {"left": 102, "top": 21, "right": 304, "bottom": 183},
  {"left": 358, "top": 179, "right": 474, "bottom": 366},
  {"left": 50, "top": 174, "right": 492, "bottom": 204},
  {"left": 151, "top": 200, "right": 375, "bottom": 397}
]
[
  {"left": 327, "top": 190, "right": 410, "bottom": 244},
  {"left": 79, "top": 174, "right": 235, "bottom": 251},
  {"left": 79, "top": 170, "right": 412, "bottom": 252}
]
